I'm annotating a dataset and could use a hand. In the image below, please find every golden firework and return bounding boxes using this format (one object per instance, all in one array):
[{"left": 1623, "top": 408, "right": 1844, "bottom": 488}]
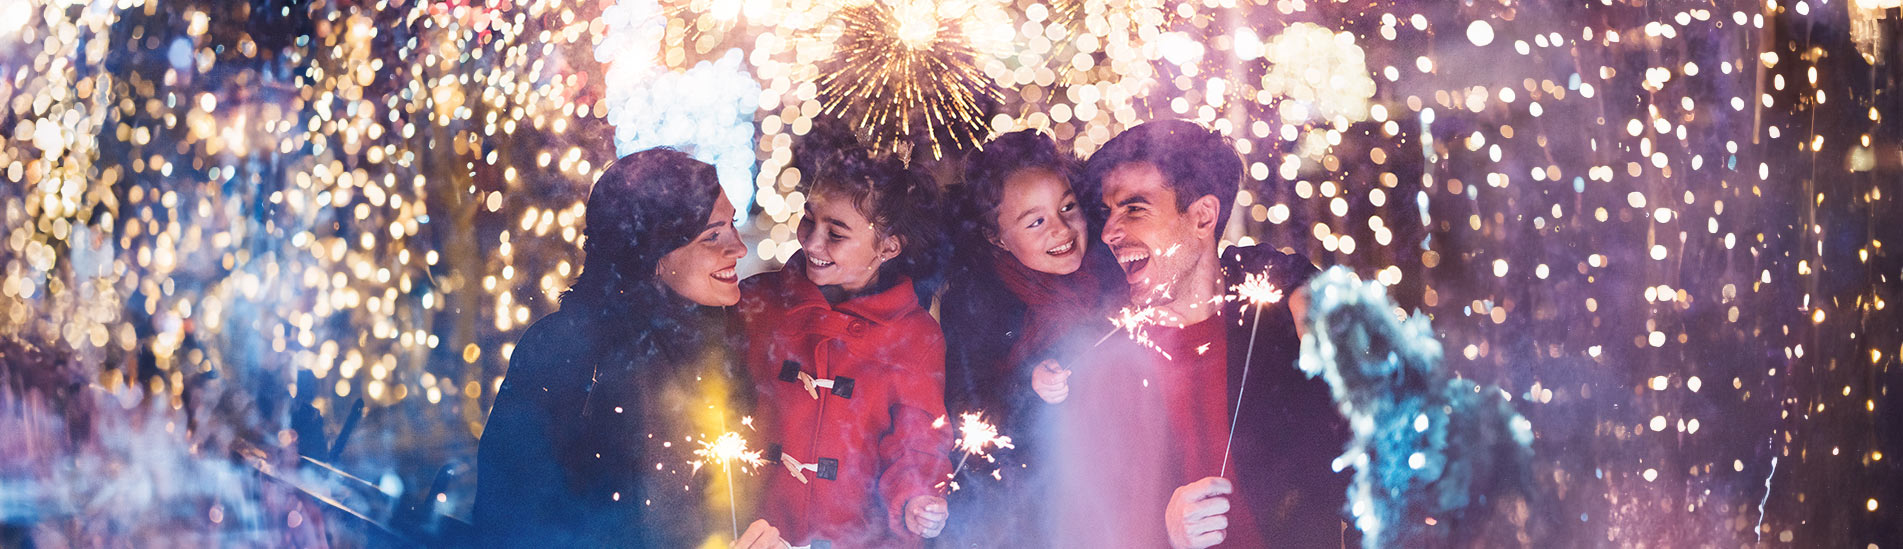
[{"left": 816, "top": 0, "right": 1003, "bottom": 159}]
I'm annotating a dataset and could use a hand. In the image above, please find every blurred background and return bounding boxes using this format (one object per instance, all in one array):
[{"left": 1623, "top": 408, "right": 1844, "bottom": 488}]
[{"left": 0, "top": 0, "right": 1897, "bottom": 545}]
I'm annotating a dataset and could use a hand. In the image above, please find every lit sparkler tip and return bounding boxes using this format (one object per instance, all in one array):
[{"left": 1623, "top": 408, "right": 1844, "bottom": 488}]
[
  {"left": 692, "top": 431, "right": 767, "bottom": 473},
  {"left": 954, "top": 411, "right": 1013, "bottom": 455},
  {"left": 1232, "top": 272, "right": 1286, "bottom": 307},
  {"left": 1105, "top": 306, "right": 1177, "bottom": 360}
]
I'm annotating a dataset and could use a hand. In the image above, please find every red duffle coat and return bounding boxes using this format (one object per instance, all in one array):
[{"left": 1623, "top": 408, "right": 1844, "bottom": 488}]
[{"left": 738, "top": 255, "right": 953, "bottom": 549}]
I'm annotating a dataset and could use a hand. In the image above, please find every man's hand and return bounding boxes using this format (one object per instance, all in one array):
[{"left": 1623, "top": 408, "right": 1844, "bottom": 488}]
[
  {"left": 1031, "top": 359, "right": 1071, "bottom": 404},
  {"left": 904, "top": 495, "right": 948, "bottom": 538},
  {"left": 733, "top": 519, "right": 783, "bottom": 549},
  {"left": 1165, "top": 476, "right": 1233, "bottom": 549}
]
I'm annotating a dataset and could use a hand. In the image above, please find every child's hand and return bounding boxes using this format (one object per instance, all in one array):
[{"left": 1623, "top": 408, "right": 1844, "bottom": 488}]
[
  {"left": 904, "top": 495, "right": 948, "bottom": 538},
  {"left": 1032, "top": 359, "right": 1071, "bottom": 404}
]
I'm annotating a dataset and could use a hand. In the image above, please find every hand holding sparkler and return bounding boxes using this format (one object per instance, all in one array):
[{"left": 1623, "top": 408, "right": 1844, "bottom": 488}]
[
  {"left": 732, "top": 519, "right": 785, "bottom": 549},
  {"left": 1030, "top": 358, "right": 1071, "bottom": 404},
  {"left": 1165, "top": 476, "right": 1235, "bottom": 549},
  {"left": 904, "top": 495, "right": 948, "bottom": 538}
]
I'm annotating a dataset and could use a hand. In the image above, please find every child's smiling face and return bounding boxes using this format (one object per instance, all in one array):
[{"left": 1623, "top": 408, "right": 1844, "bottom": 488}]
[{"left": 797, "top": 189, "right": 900, "bottom": 293}]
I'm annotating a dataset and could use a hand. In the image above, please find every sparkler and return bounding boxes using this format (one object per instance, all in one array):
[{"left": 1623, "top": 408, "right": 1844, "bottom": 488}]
[
  {"left": 1219, "top": 272, "right": 1283, "bottom": 477},
  {"left": 934, "top": 412, "right": 1014, "bottom": 493},
  {"left": 1093, "top": 245, "right": 1207, "bottom": 360},
  {"left": 691, "top": 425, "right": 767, "bottom": 539},
  {"left": 1096, "top": 305, "right": 1177, "bottom": 360}
]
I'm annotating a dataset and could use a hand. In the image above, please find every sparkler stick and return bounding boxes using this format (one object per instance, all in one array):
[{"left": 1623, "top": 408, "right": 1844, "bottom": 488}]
[
  {"left": 726, "top": 462, "right": 736, "bottom": 539},
  {"left": 1220, "top": 272, "right": 1284, "bottom": 477}
]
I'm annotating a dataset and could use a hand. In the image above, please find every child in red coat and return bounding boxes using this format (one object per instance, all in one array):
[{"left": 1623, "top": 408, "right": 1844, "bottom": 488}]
[{"left": 739, "top": 149, "right": 953, "bottom": 548}]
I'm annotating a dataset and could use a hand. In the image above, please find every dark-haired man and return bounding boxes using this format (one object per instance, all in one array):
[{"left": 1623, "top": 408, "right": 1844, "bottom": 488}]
[{"left": 1043, "top": 120, "right": 1350, "bottom": 548}]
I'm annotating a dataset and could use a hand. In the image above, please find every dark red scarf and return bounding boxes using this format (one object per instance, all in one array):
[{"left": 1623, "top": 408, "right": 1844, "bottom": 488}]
[{"left": 990, "top": 246, "right": 1111, "bottom": 372}]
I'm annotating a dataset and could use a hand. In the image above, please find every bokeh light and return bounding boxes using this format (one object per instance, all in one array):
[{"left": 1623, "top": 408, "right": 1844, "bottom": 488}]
[{"left": 0, "top": 0, "right": 1895, "bottom": 545}]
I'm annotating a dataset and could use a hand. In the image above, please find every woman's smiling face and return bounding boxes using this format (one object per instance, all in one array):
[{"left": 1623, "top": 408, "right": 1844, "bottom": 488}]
[
  {"left": 655, "top": 193, "right": 746, "bottom": 306},
  {"left": 991, "top": 168, "right": 1087, "bottom": 275},
  {"left": 797, "top": 189, "right": 899, "bottom": 293}
]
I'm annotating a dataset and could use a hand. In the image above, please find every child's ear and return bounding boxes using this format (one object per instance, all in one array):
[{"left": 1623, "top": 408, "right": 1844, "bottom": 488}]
[{"left": 877, "top": 233, "right": 904, "bottom": 262}]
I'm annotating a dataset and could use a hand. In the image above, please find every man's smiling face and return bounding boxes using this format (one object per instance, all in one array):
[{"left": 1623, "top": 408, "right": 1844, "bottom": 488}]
[{"left": 1099, "top": 162, "right": 1204, "bottom": 307}]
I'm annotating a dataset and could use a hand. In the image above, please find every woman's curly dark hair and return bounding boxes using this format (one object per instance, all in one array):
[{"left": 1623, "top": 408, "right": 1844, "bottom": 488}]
[{"left": 794, "top": 141, "right": 949, "bottom": 306}]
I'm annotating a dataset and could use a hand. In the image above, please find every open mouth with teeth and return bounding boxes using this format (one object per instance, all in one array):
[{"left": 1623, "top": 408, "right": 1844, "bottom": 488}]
[
  {"left": 1115, "top": 248, "right": 1150, "bottom": 283},
  {"left": 1046, "top": 241, "right": 1077, "bottom": 257},
  {"left": 711, "top": 266, "right": 738, "bottom": 283},
  {"left": 807, "top": 255, "right": 835, "bottom": 269}
]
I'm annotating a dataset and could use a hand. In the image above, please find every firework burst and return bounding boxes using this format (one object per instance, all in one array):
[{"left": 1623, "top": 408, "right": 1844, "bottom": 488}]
[{"left": 817, "top": 0, "right": 1004, "bottom": 159}]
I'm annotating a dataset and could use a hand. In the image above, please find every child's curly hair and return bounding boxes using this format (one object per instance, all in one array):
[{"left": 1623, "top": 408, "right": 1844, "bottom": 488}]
[
  {"left": 956, "top": 129, "right": 1086, "bottom": 242},
  {"left": 793, "top": 137, "right": 949, "bottom": 306}
]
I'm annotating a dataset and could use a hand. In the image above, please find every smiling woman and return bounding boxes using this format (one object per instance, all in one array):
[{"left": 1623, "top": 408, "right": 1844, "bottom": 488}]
[{"left": 472, "top": 148, "right": 777, "bottom": 547}]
